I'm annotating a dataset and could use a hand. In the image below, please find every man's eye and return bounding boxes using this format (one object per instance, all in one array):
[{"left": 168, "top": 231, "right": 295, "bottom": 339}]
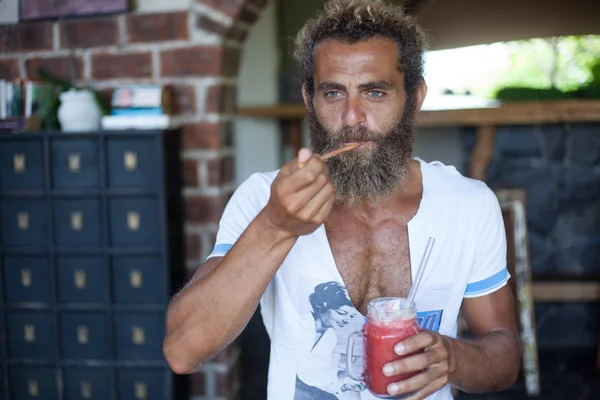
[
  {"left": 368, "top": 90, "right": 384, "bottom": 98},
  {"left": 325, "top": 91, "right": 341, "bottom": 98}
]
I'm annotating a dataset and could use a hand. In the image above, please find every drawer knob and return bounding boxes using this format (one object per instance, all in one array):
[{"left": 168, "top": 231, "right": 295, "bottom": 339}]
[
  {"left": 68, "top": 153, "right": 81, "bottom": 172},
  {"left": 74, "top": 270, "right": 87, "bottom": 289},
  {"left": 127, "top": 211, "right": 140, "bottom": 231},
  {"left": 81, "top": 381, "right": 92, "bottom": 399},
  {"left": 71, "top": 211, "right": 83, "bottom": 231},
  {"left": 134, "top": 382, "right": 147, "bottom": 399},
  {"left": 132, "top": 326, "right": 145, "bottom": 345},
  {"left": 130, "top": 270, "right": 143, "bottom": 288},
  {"left": 77, "top": 325, "right": 89, "bottom": 344},
  {"left": 17, "top": 211, "right": 29, "bottom": 230},
  {"left": 14, "top": 153, "right": 26, "bottom": 172},
  {"left": 21, "top": 268, "right": 32, "bottom": 287},
  {"left": 24, "top": 324, "right": 36, "bottom": 342},
  {"left": 28, "top": 379, "right": 39, "bottom": 397},
  {"left": 124, "top": 151, "right": 138, "bottom": 171}
]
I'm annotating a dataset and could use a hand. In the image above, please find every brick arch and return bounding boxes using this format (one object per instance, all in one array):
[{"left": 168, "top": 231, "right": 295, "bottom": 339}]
[{"left": 183, "top": 1, "right": 270, "bottom": 399}]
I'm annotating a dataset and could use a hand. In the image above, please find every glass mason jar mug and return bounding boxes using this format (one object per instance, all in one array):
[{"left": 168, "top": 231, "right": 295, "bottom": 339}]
[{"left": 346, "top": 297, "right": 421, "bottom": 399}]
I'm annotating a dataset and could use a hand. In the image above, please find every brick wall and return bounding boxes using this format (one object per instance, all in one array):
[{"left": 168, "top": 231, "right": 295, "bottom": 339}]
[{"left": 0, "top": 0, "right": 268, "bottom": 398}]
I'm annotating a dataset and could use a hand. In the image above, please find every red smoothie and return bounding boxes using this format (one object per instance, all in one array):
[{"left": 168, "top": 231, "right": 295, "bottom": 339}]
[{"left": 363, "top": 300, "right": 421, "bottom": 397}]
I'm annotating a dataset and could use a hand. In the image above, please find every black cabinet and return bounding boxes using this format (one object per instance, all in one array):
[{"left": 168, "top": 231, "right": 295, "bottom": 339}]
[{"left": 0, "top": 130, "right": 186, "bottom": 399}]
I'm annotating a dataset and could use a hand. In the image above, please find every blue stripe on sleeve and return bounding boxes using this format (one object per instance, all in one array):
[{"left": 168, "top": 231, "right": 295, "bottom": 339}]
[
  {"left": 464, "top": 267, "right": 510, "bottom": 296},
  {"left": 209, "top": 243, "right": 233, "bottom": 257}
]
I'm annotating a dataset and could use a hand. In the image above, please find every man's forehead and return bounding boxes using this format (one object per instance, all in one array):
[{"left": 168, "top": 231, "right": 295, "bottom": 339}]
[{"left": 313, "top": 38, "right": 401, "bottom": 79}]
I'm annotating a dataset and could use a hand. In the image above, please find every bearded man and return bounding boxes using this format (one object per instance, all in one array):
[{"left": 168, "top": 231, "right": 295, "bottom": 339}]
[{"left": 163, "top": 1, "right": 521, "bottom": 399}]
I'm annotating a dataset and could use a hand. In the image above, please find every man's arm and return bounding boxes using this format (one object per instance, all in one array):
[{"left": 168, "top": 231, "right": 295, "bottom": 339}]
[
  {"left": 383, "top": 285, "right": 521, "bottom": 399},
  {"left": 162, "top": 149, "right": 335, "bottom": 375},
  {"left": 445, "top": 285, "right": 521, "bottom": 392}
]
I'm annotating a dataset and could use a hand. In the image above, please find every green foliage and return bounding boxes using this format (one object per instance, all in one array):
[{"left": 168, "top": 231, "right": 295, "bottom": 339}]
[{"left": 491, "top": 35, "right": 600, "bottom": 101}]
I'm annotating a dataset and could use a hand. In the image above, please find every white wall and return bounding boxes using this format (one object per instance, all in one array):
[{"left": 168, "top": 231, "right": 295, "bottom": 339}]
[{"left": 234, "top": 1, "right": 281, "bottom": 187}]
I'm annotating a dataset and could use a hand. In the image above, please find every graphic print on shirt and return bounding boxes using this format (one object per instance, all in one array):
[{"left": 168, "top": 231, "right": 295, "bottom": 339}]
[
  {"left": 294, "top": 281, "right": 368, "bottom": 400},
  {"left": 293, "top": 280, "right": 445, "bottom": 400}
]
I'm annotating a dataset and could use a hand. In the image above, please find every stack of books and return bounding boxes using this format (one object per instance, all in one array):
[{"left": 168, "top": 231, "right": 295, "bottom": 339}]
[
  {"left": 0, "top": 79, "right": 47, "bottom": 133},
  {"left": 101, "top": 85, "right": 178, "bottom": 130}
]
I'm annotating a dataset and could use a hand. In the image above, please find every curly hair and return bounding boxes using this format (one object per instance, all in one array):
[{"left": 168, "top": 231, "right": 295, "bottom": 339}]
[
  {"left": 309, "top": 282, "right": 353, "bottom": 315},
  {"left": 293, "top": 0, "right": 428, "bottom": 98}
]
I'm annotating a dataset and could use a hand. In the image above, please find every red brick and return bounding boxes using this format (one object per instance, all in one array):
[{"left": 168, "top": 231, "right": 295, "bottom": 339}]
[
  {"left": 171, "top": 85, "right": 196, "bottom": 115},
  {"left": 207, "top": 156, "right": 234, "bottom": 186},
  {"left": 206, "top": 84, "right": 237, "bottom": 114},
  {"left": 181, "top": 122, "right": 222, "bottom": 150},
  {"left": 61, "top": 17, "right": 118, "bottom": 48},
  {"left": 185, "top": 195, "right": 223, "bottom": 224},
  {"left": 196, "top": 15, "right": 228, "bottom": 36},
  {"left": 0, "top": 22, "right": 53, "bottom": 52},
  {"left": 25, "top": 56, "right": 83, "bottom": 81},
  {"left": 183, "top": 159, "right": 199, "bottom": 187},
  {"left": 223, "top": 46, "right": 241, "bottom": 77},
  {"left": 221, "top": 155, "right": 235, "bottom": 183},
  {"left": 185, "top": 232, "right": 202, "bottom": 262},
  {"left": 189, "top": 370, "right": 206, "bottom": 396},
  {"left": 160, "top": 46, "right": 222, "bottom": 77},
  {"left": 237, "top": 5, "right": 260, "bottom": 25},
  {"left": 0, "top": 59, "right": 20, "bottom": 80},
  {"left": 207, "top": 158, "right": 220, "bottom": 187},
  {"left": 91, "top": 52, "right": 152, "bottom": 80},
  {"left": 127, "top": 12, "right": 189, "bottom": 43},
  {"left": 223, "top": 122, "right": 234, "bottom": 147},
  {"left": 226, "top": 25, "right": 248, "bottom": 42},
  {"left": 199, "top": 0, "right": 245, "bottom": 18}
]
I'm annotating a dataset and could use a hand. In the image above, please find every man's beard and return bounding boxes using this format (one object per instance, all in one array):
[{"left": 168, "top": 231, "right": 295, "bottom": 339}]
[{"left": 307, "top": 96, "right": 418, "bottom": 207}]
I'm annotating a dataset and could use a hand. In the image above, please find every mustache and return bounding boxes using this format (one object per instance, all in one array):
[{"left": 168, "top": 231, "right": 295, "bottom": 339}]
[{"left": 331, "top": 125, "right": 384, "bottom": 144}]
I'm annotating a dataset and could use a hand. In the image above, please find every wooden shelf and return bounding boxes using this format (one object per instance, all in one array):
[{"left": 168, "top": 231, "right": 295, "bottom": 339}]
[
  {"left": 532, "top": 281, "right": 600, "bottom": 302},
  {"left": 237, "top": 99, "right": 600, "bottom": 127}
]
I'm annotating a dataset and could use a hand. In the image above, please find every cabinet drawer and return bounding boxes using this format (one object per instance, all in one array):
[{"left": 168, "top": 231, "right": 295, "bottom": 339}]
[
  {"left": 0, "top": 140, "right": 44, "bottom": 192},
  {"left": 114, "top": 312, "right": 165, "bottom": 361},
  {"left": 59, "top": 311, "right": 110, "bottom": 360},
  {"left": 57, "top": 256, "right": 108, "bottom": 304},
  {"left": 3, "top": 256, "right": 52, "bottom": 303},
  {"left": 51, "top": 138, "right": 99, "bottom": 189},
  {"left": 109, "top": 197, "right": 160, "bottom": 247},
  {"left": 117, "top": 368, "right": 165, "bottom": 400},
  {"left": 106, "top": 138, "right": 158, "bottom": 188},
  {"left": 53, "top": 198, "right": 101, "bottom": 247},
  {"left": 112, "top": 256, "right": 167, "bottom": 304},
  {"left": 63, "top": 367, "right": 111, "bottom": 400},
  {"left": 9, "top": 366, "right": 57, "bottom": 400},
  {"left": 6, "top": 311, "right": 55, "bottom": 360},
  {"left": 1, "top": 199, "right": 48, "bottom": 247}
]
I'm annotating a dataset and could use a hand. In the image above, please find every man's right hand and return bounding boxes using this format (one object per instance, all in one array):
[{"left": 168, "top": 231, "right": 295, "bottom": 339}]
[{"left": 263, "top": 148, "right": 336, "bottom": 238}]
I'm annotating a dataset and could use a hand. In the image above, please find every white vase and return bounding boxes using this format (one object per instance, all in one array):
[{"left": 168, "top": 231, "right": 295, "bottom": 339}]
[{"left": 57, "top": 88, "right": 103, "bottom": 132}]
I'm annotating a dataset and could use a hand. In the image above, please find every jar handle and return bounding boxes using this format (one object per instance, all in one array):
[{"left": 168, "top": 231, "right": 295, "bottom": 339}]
[{"left": 346, "top": 331, "right": 365, "bottom": 382}]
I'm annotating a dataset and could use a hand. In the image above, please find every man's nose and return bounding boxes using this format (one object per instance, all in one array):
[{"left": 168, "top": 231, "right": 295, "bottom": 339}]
[{"left": 343, "top": 94, "right": 366, "bottom": 128}]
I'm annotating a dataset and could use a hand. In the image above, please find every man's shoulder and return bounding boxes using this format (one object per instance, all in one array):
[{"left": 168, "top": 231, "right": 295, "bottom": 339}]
[
  {"left": 419, "top": 158, "right": 495, "bottom": 205},
  {"left": 235, "top": 169, "right": 279, "bottom": 195}
]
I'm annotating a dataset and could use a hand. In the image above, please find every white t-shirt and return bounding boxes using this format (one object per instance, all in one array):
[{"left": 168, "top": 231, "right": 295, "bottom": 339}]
[{"left": 207, "top": 158, "right": 510, "bottom": 400}]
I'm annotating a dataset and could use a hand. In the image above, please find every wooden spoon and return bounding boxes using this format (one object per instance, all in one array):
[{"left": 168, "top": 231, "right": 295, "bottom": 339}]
[{"left": 298, "top": 142, "right": 361, "bottom": 168}]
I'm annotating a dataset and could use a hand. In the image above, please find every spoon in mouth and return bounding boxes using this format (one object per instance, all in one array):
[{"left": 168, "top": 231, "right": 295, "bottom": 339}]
[
  {"left": 320, "top": 142, "right": 361, "bottom": 161},
  {"left": 298, "top": 142, "right": 361, "bottom": 168}
]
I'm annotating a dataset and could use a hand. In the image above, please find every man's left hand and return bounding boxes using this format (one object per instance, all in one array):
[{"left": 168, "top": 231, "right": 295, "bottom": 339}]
[{"left": 383, "top": 330, "right": 456, "bottom": 400}]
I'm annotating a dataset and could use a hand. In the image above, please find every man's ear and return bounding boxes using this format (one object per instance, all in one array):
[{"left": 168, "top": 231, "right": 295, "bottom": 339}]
[
  {"left": 415, "top": 78, "right": 428, "bottom": 111},
  {"left": 302, "top": 83, "right": 311, "bottom": 110}
]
